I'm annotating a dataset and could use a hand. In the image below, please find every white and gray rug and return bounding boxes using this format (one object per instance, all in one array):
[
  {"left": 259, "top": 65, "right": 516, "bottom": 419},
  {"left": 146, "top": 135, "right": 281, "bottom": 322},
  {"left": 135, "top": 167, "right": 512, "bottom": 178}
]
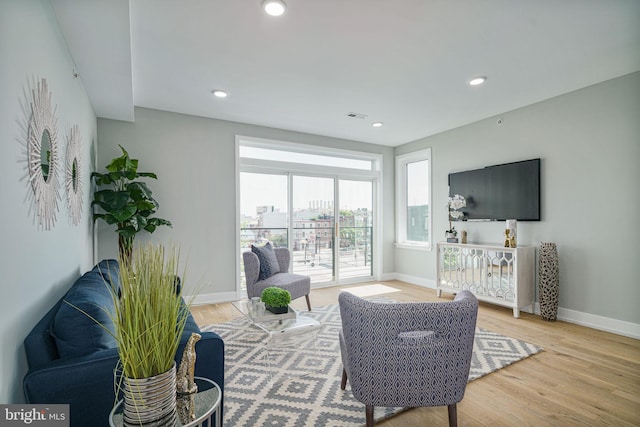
[{"left": 202, "top": 302, "right": 542, "bottom": 427}]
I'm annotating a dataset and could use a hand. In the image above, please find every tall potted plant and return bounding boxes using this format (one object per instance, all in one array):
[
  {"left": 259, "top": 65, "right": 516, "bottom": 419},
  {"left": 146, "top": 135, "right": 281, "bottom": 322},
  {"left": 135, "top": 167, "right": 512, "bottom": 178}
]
[
  {"left": 92, "top": 145, "right": 171, "bottom": 260},
  {"left": 114, "top": 243, "right": 190, "bottom": 425}
]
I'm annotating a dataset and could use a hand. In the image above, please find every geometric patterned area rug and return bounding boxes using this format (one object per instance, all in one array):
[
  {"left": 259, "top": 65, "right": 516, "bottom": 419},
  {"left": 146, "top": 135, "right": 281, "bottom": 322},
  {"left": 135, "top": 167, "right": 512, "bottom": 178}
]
[{"left": 202, "top": 301, "right": 542, "bottom": 427}]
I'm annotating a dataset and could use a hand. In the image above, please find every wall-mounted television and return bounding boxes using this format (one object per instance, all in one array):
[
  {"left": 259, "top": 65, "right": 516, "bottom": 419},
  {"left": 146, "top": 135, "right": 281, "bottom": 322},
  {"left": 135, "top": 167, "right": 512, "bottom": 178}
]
[{"left": 448, "top": 158, "right": 541, "bottom": 221}]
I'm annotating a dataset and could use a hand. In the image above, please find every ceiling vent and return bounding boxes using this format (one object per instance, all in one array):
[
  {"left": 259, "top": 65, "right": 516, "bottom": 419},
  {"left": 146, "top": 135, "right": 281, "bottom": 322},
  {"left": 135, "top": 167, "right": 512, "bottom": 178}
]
[{"left": 346, "top": 112, "right": 367, "bottom": 120}]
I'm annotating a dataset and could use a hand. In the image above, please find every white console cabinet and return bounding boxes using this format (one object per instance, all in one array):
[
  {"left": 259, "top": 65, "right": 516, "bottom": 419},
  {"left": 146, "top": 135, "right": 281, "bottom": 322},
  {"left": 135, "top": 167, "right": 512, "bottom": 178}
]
[{"left": 436, "top": 242, "right": 535, "bottom": 318}]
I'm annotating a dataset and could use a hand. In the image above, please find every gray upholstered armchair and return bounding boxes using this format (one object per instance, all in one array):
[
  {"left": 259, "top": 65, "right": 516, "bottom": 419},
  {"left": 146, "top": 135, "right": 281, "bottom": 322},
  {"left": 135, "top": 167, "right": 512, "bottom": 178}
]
[
  {"left": 338, "top": 290, "right": 478, "bottom": 427},
  {"left": 243, "top": 246, "right": 312, "bottom": 311}
]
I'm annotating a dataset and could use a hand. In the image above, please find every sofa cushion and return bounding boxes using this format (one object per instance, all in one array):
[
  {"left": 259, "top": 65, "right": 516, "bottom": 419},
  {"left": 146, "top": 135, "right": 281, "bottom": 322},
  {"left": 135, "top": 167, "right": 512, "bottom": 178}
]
[
  {"left": 251, "top": 242, "right": 280, "bottom": 280},
  {"left": 51, "top": 260, "right": 120, "bottom": 358}
]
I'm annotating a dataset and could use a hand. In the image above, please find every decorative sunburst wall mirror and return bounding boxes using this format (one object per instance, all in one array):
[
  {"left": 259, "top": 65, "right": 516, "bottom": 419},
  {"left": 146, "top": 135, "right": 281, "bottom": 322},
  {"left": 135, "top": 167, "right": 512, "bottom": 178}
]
[
  {"left": 65, "top": 124, "right": 84, "bottom": 225},
  {"left": 27, "top": 78, "right": 61, "bottom": 230}
]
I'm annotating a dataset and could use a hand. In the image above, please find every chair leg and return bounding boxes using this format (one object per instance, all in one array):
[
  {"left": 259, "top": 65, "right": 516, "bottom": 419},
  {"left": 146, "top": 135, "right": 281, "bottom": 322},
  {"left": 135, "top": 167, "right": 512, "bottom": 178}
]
[
  {"left": 448, "top": 404, "right": 457, "bottom": 427},
  {"left": 305, "top": 294, "right": 312, "bottom": 311},
  {"left": 340, "top": 368, "right": 348, "bottom": 390},
  {"left": 365, "top": 405, "right": 374, "bottom": 427}
]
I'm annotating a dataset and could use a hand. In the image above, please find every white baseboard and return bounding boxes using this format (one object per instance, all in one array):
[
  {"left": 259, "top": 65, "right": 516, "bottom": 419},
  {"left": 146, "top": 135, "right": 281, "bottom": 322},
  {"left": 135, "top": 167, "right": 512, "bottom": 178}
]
[
  {"left": 385, "top": 272, "right": 437, "bottom": 289},
  {"left": 187, "top": 291, "right": 238, "bottom": 306},
  {"left": 532, "top": 303, "right": 640, "bottom": 340}
]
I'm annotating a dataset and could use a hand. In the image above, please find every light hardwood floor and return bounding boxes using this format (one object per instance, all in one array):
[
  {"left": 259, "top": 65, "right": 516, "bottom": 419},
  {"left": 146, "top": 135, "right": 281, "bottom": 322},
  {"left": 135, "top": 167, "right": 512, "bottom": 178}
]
[{"left": 190, "top": 281, "right": 640, "bottom": 426}]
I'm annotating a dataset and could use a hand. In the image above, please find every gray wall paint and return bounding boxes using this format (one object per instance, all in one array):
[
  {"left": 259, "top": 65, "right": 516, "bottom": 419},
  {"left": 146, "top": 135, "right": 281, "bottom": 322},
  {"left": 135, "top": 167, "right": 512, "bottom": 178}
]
[
  {"left": 97, "top": 108, "right": 395, "bottom": 297},
  {"left": 0, "top": 1, "right": 96, "bottom": 403},
  {"left": 395, "top": 72, "right": 640, "bottom": 325}
]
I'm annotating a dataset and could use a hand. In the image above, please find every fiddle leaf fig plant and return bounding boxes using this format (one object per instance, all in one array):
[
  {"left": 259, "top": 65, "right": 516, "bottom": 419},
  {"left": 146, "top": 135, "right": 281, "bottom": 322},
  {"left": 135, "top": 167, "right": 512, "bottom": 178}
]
[{"left": 92, "top": 145, "right": 171, "bottom": 260}]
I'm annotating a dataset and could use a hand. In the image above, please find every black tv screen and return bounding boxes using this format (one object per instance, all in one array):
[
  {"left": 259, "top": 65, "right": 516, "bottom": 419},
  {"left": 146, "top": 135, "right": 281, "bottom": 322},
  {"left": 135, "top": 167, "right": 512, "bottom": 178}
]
[{"left": 448, "top": 158, "right": 541, "bottom": 221}]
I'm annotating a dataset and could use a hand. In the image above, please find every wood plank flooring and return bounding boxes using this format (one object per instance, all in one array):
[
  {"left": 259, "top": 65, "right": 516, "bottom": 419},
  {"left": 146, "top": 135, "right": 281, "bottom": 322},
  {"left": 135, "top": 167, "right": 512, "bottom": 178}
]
[{"left": 190, "top": 281, "right": 640, "bottom": 426}]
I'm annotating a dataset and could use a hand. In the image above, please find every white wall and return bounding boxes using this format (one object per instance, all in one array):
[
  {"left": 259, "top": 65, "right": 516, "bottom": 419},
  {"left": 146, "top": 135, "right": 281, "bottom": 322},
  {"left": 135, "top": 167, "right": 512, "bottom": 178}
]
[
  {"left": 395, "top": 72, "right": 640, "bottom": 333},
  {"left": 0, "top": 1, "right": 96, "bottom": 403},
  {"left": 97, "top": 108, "right": 395, "bottom": 299}
]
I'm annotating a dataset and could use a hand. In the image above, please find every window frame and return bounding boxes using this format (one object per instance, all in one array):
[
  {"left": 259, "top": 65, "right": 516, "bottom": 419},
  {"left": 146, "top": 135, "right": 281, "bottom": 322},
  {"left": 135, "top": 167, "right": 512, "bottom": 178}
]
[
  {"left": 395, "top": 148, "right": 432, "bottom": 251},
  {"left": 235, "top": 135, "right": 383, "bottom": 295}
]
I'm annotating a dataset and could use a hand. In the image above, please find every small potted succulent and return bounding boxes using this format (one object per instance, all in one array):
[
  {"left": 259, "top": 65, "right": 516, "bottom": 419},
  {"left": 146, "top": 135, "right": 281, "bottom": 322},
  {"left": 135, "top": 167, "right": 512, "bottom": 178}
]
[{"left": 261, "top": 287, "right": 291, "bottom": 314}]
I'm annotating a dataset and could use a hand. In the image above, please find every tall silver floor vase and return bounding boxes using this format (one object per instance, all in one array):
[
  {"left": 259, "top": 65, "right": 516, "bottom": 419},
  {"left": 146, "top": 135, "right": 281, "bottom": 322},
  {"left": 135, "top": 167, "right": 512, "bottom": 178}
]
[{"left": 538, "top": 242, "right": 559, "bottom": 321}]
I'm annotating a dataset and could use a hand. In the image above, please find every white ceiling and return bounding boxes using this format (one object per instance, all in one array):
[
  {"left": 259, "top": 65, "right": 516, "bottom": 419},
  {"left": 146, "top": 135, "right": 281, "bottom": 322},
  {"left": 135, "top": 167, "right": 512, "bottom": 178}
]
[{"left": 51, "top": 0, "right": 640, "bottom": 147}]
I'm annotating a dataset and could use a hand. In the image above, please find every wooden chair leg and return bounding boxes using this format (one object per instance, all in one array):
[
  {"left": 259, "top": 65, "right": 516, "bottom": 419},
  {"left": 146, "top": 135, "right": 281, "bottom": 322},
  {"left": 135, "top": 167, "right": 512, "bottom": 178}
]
[
  {"left": 365, "top": 405, "right": 374, "bottom": 427},
  {"left": 448, "top": 403, "right": 457, "bottom": 427},
  {"left": 340, "top": 368, "right": 348, "bottom": 390},
  {"left": 305, "top": 294, "right": 312, "bottom": 311}
]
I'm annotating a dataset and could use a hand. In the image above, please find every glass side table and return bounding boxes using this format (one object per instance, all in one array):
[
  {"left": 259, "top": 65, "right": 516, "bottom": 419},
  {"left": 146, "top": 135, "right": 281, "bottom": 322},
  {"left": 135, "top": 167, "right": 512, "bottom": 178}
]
[
  {"left": 231, "top": 300, "right": 322, "bottom": 383},
  {"left": 109, "top": 377, "right": 221, "bottom": 427}
]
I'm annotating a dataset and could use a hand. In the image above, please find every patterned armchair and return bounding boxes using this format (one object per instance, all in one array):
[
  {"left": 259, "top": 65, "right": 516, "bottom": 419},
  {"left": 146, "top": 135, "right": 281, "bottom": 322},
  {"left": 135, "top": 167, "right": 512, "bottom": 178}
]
[
  {"left": 243, "top": 247, "right": 312, "bottom": 311},
  {"left": 338, "top": 290, "right": 478, "bottom": 427}
]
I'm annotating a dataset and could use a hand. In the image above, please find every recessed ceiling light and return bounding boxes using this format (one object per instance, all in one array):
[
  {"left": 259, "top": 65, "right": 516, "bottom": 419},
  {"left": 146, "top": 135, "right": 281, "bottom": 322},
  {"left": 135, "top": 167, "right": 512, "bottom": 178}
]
[
  {"left": 468, "top": 76, "right": 487, "bottom": 86},
  {"left": 372, "top": 122, "right": 383, "bottom": 128},
  {"left": 262, "top": 0, "right": 286, "bottom": 16},
  {"left": 212, "top": 90, "right": 228, "bottom": 98}
]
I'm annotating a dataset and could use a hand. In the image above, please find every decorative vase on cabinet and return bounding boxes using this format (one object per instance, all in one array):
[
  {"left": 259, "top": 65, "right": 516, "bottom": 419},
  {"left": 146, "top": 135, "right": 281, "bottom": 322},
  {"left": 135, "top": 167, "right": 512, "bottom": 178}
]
[{"left": 538, "top": 242, "right": 559, "bottom": 321}]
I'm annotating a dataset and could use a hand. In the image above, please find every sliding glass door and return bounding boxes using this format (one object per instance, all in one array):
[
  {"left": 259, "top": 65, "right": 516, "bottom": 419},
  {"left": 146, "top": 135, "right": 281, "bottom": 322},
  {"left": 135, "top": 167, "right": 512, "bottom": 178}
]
[
  {"left": 338, "top": 179, "right": 373, "bottom": 280},
  {"left": 291, "top": 176, "right": 335, "bottom": 283},
  {"left": 240, "top": 172, "right": 374, "bottom": 287},
  {"left": 239, "top": 172, "right": 288, "bottom": 289}
]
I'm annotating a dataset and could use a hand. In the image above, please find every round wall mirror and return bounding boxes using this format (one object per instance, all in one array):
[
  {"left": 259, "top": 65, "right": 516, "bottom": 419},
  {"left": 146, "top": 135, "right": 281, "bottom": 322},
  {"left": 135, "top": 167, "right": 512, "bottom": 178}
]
[
  {"left": 26, "top": 78, "right": 60, "bottom": 230},
  {"left": 40, "top": 129, "right": 52, "bottom": 183},
  {"left": 65, "top": 124, "right": 84, "bottom": 225},
  {"left": 71, "top": 158, "right": 78, "bottom": 192}
]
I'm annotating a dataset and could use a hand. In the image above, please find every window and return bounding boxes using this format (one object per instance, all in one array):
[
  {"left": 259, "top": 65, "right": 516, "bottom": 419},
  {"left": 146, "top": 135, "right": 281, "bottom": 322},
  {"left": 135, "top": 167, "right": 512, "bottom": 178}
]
[
  {"left": 237, "top": 135, "right": 382, "bottom": 289},
  {"left": 396, "top": 149, "right": 432, "bottom": 250},
  {"left": 239, "top": 145, "right": 373, "bottom": 170}
]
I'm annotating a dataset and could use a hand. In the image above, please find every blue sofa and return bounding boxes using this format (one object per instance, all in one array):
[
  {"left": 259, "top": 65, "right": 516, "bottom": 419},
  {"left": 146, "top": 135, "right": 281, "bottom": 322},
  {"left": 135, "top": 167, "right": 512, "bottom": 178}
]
[{"left": 23, "top": 260, "right": 224, "bottom": 427}]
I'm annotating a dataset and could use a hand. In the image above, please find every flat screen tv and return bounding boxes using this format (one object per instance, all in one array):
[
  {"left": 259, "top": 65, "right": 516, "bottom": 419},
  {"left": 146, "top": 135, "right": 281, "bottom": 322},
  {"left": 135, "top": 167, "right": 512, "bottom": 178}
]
[{"left": 448, "top": 158, "right": 541, "bottom": 221}]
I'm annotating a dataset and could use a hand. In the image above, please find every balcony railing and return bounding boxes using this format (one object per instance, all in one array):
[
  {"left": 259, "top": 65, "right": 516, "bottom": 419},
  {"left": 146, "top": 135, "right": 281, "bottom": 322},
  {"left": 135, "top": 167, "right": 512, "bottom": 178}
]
[{"left": 240, "top": 226, "right": 373, "bottom": 289}]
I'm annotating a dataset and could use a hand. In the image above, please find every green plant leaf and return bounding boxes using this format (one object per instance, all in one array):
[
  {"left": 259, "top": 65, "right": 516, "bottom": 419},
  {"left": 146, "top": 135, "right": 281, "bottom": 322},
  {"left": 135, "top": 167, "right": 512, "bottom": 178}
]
[
  {"left": 106, "top": 155, "right": 127, "bottom": 173},
  {"left": 136, "top": 200, "right": 156, "bottom": 211},
  {"left": 135, "top": 215, "right": 148, "bottom": 229},
  {"left": 93, "top": 212, "right": 118, "bottom": 225},
  {"left": 118, "top": 226, "right": 138, "bottom": 239},
  {"left": 137, "top": 172, "right": 158, "bottom": 179},
  {"left": 148, "top": 218, "right": 172, "bottom": 227},
  {"left": 127, "top": 181, "right": 153, "bottom": 200},
  {"left": 103, "top": 215, "right": 119, "bottom": 225},
  {"left": 111, "top": 205, "right": 137, "bottom": 223},
  {"left": 145, "top": 218, "right": 172, "bottom": 233},
  {"left": 93, "top": 173, "right": 113, "bottom": 186},
  {"left": 95, "top": 190, "right": 132, "bottom": 211},
  {"left": 128, "top": 158, "right": 139, "bottom": 172}
]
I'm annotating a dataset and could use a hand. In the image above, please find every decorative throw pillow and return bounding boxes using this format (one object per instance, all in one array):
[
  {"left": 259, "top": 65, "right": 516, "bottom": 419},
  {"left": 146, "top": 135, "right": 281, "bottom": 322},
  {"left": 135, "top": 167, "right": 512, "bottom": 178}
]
[
  {"left": 51, "top": 260, "right": 120, "bottom": 358},
  {"left": 251, "top": 242, "right": 280, "bottom": 280}
]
